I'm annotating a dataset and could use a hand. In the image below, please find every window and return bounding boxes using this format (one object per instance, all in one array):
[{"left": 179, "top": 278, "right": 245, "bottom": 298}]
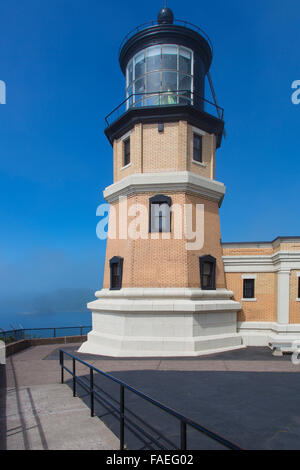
[
  {"left": 149, "top": 195, "right": 172, "bottom": 233},
  {"left": 109, "top": 257, "right": 123, "bottom": 290},
  {"left": 193, "top": 134, "right": 203, "bottom": 163},
  {"left": 298, "top": 277, "right": 300, "bottom": 299},
  {"left": 243, "top": 279, "right": 255, "bottom": 299},
  {"left": 126, "top": 45, "right": 193, "bottom": 108},
  {"left": 123, "top": 138, "right": 130, "bottom": 167},
  {"left": 199, "top": 255, "right": 216, "bottom": 290}
]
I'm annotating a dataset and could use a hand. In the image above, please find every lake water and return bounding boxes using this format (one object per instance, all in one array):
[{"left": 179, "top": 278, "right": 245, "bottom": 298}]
[{"left": 0, "top": 311, "right": 92, "bottom": 331}]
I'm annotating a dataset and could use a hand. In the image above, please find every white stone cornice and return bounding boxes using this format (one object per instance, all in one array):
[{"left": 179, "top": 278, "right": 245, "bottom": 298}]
[
  {"left": 94, "top": 288, "right": 235, "bottom": 300},
  {"left": 103, "top": 172, "right": 226, "bottom": 206},
  {"left": 223, "top": 251, "right": 300, "bottom": 273},
  {"left": 223, "top": 255, "right": 275, "bottom": 273}
]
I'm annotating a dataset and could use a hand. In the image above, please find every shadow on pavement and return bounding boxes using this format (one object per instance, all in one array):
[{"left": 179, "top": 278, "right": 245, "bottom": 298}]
[
  {"left": 63, "top": 367, "right": 300, "bottom": 450},
  {"left": 4, "top": 356, "right": 48, "bottom": 450}
]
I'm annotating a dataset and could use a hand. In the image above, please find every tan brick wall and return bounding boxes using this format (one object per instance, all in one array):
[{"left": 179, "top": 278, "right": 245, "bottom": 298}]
[
  {"left": 142, "top": 122, "right": 182, "bottom": 173},
  {"left": 224, "top": 272, "right": 277, "bottom": 322},
  {"left": 113, "top": 122, "right": 216, "bottom": 182},
  {"left": 222, "top": 246, "right": 274, "bottom": 256},
  {"left": 290, "top": 270, "right": 300, "bottom": 323},
  {"left": 274, "top": 242, "right": 300, "bottom": 253},
  {"left": 113, "top": 124, "right": 143, "bottom": 182},
  {"left": 223, "top": 241, "right": 300, "bottom": 257},
  {"left": 185, "top": 193, "right": 226, "bottom": 288},
  {"left": 103, "top": 192, "right": 225, "bottom": 289}
]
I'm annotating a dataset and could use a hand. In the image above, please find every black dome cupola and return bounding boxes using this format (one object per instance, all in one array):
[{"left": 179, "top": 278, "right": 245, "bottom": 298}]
[{"left": 157, "top": 7, "right": 174, "bottom": 24}]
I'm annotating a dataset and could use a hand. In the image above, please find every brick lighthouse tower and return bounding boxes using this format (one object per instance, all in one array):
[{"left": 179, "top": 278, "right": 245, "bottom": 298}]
[{"left": 79, "top": 7, "right": 243, "bottom": 357}]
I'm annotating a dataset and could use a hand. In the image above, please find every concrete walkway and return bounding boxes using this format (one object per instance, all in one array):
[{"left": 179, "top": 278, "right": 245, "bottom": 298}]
[
  {"left": 0, "top": 344, "right": 119, "bottom": 450},
  {"left": 1, "top": 343, "right": 300, "bottom": 450}
]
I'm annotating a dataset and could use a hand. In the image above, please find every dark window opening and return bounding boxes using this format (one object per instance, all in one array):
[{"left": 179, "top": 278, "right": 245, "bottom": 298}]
[
  {"left": 123, "top": 138, "right": 131, "bottom": 167},
  {"left": 193, "top": 134, "right": 203, "bottom": 163},
  {"left": 298, "top": 277, "right": 300, "bottom": 299},
  {"left": 110, "top": 257, "right": 123, "bottom": 290},
  {"left": 199, "top": 255, "right": 216, "bottom": 290},
  {"left": 243, "top": 279, "right": 255, "bottom": 299},
  {"left": 149, "top": 195, "right": 172, "bottom": 233}
]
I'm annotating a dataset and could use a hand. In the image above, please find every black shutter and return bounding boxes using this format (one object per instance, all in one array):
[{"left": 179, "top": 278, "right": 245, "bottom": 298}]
[
  {"left": 193, "top": 134, "right": 203, "bottom": 162},
  {"left": 109, "top": 257, "right": 124, "bottom": 290},
  {"left": 199, "top": 255, "right": 216, "bottom": 290}
]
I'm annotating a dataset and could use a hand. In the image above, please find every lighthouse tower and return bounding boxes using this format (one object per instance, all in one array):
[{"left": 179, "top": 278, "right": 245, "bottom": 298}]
[{"left": 79, "top": 7, "right": 243, "bottom": 357}]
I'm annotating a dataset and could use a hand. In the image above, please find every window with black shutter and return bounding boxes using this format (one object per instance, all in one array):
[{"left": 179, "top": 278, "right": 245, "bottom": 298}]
[
  {"left": 123, "top": 138, "right": 131, "bottom": 167},
  {"left": 243, "top": 279, "right": 255, "bottom": 299},
  {"left": 109, "top": 257, "right": 123, "bottom": 290},
  {"left": 193, "top": 134, "right": 203, "bottom": 163},
  {"left": 149, "top": 195, "right": 172, "bottom": 233},
  {"left": 298, "top": 277, "right": 300, "bottom": 299},
  {"left": 199, "top": 255, "right": 216, "bottom": 290}
]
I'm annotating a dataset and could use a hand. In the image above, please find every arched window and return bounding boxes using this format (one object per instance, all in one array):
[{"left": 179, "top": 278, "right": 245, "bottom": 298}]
[
  {"left": 149, "top": 195, "right": 172, "bottom": 233},
  {"left": 199, "top": 255, "right": 216, "bottom": 290},
  {"left": 109, "top": 256, "right": 123, "bottom": 290}
]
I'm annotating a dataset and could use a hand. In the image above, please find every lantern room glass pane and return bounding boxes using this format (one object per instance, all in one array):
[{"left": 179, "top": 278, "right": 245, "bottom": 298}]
[
  {"left": 146, "top": 72, "right": 161, "bottom": 94},
  {"left": 146, "top": 46, "right": 161, "bottom": 72},
  {"left": 135, "top": 77, "right": 145, "bottom": 94},
  {"left": 127, "top": 59, "right": 133, "bottom": 84},
  {"left": 162, "top": 71, "right": 177, "bottom": 91},
  {"left": 179, "top": 47, "right": 192, "bottom": 74},
  {"left": 179, "top": 74, "right": 191, "bottom": 92},
  {"left": 134, "top": 51, "right": 145, "bottom": 79},
  {"left": 161, "top": 45, "right": 178, "bottom": 70}
]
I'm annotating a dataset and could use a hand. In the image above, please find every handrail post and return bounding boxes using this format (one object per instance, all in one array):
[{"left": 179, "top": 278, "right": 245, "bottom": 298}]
[
  {"left": 72, "top": 358, "right": 76, "bottom": 397},
  {"left": 59, "top": 350, "right": 64, "bottom": 383},
  {"left": 120, "top": 385, "right": 125, "bottom": 450},
  {"left": 53, "top": 328, "right": 56, "bottom": 338},
  {"left": 180, "top": 421, "right": 187, "bottom": 450},
  {"left": 90, "top": 368, "right": 94, "bottom": 417}
]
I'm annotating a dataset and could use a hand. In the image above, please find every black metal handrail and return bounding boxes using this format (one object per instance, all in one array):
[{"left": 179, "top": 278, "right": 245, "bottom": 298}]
[
  {"left": 59, "top": 349, "right": 242, "bottom": 451},
  {"left": 105, "top": 90, "right": 224, "bottom": 128},
  {"left": 0, "top": 326, "right": 91, "bottom": 344},
  {"left": 119, "top": 19, "right": 214, "bottom": 56}
]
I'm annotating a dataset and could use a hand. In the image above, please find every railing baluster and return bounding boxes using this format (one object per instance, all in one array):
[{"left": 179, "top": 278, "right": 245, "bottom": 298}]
[
  {"left": 72, "top": 358, "right": 76, "bottom": 397},
  {"left": 180, "top": 421, "right": 187, "bottom": 450},
  {"left": 60, "top": 350, "right": 64, "bottom": 384},
  {"left": 120, "top": 385, "right": 125, "bottom": 450},
  {"left": 90, "top": 368, "right": 94, "bottom": 417}
]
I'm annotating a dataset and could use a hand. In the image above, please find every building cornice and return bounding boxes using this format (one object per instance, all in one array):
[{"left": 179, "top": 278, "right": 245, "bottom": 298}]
[
  {"left": 103, "top": 171, "right": 226, "bottom": 206},
  {"left": 222, "top": 237, "right": 300, "bottom": 249},
  {"left": 223, "top": 251, "right": 300, "bottom": 273}
]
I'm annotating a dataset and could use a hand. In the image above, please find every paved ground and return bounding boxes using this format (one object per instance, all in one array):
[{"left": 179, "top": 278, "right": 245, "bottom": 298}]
[
  {"left": 1, "top": 343, "right": 300, "bottom": 450},
  {"left": 0, "top": 344, "right": 119, "bottom": 450}
]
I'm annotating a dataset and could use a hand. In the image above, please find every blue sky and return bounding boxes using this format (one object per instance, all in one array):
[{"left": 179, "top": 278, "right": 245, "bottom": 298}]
[{"left": 0, "top": 0, "right": 299, "bottom": 327}]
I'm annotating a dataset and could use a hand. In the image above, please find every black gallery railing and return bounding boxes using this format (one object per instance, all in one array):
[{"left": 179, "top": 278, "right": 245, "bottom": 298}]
[
  {"left": 0, "top": 326, "right": 91, "bottom": 344},
  {"left": 59, "top": 349, "right": 242, "bottom": 451},
  {"left": 105, "top": 90, "right": 224, "bottom": 128},
  {"left": 119, "top": 19, "right": 214, "bottom": 56}
]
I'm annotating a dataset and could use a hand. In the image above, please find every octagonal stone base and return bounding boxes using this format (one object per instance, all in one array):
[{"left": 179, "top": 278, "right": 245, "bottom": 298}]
[{"left": 78, "top": 288, "right": 244, "bottom": 357}]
